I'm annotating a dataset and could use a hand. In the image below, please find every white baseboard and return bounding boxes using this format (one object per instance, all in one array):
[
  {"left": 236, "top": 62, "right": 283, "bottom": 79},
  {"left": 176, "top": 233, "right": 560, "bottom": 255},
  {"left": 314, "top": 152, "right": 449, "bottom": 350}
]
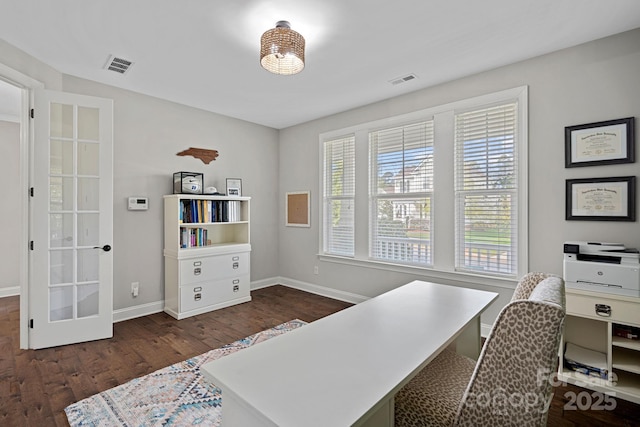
[
  {"left": 4, "top": 277, "right": 494, "bottom": 337},
  {"left": 113, "top": 300, "right": 164, "bottom": 323},
  {"left": 252, "top": 276, "right": 369, "bottom": 305},
  {"left": 0, "top": 286, "right": 20, "bottom": 298},
  {"left": 250, "top": 277, "right": 281, "bottom": 290}
]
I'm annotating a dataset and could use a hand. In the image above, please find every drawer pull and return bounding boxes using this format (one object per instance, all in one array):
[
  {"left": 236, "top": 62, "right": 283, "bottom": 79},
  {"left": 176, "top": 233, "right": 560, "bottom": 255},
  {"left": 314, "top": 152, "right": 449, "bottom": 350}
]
[
  {"left": 233, "top": 279, "right": 240, "bottom": 284},
  {"left": 194, "top": 293, "right": 202, "bottom": 301},
  {"left": 233, "top": 262, "right": 239, "bottom": 269},
  {"left": 232, "top": 256, "right": 240, "bottom": 261},
  {"left": 194, "top": 287, "right": 202, "bottom": 292},
  {"left": 193, "top": 261, "right": 202, "bottom": 266},
  {"left": 233, "top": 285, "right": 240, "bottom": 292},
  {"left": 595, "top": 304, "right": 611, "bottom": 317},
  {"left": 194, "top": 267, "right": 201, "bottom": 275}
]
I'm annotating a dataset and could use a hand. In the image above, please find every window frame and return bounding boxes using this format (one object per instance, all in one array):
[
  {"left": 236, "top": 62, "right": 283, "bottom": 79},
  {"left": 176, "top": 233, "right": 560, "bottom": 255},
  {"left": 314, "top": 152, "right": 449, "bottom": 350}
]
[
  {"left": 369, "top": 120, "right": 435, "bottom": 267},
  {"left": 454, "top": 102, "right": 520, "bottom": 277},
  {"left": 319, "top": 86, "right": 528, "bottom": 286},
  {"left": 322, "top": 134, "right": 356, "bottom": 257}
]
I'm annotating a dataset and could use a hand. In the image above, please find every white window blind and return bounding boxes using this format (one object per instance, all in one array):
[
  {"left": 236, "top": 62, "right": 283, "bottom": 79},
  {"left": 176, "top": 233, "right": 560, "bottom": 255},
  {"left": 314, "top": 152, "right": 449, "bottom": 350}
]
[
  {"left": 370, "top": 121, "right": 434, "bottom": 266},
  {"left": 323, "top": 135, "right": 356, "bottom": 256},
  {"left": 454, "top": 103, "right": 518, "bottom": 275}
]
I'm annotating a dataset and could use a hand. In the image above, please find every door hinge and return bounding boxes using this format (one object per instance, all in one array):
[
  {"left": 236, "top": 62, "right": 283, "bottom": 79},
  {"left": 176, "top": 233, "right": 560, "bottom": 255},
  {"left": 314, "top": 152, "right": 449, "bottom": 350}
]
[
  {"left": 30, "top": 187, "right": 34, "bottom": 197},
  {"left": 29, "top": 319, "right": 34, "bottom": 328},
  {"left": 30, "top": 108, "right": 34, "bottom": 119},
  {"left": 30, "top": 241, "right": 34, "bottom": 250}
]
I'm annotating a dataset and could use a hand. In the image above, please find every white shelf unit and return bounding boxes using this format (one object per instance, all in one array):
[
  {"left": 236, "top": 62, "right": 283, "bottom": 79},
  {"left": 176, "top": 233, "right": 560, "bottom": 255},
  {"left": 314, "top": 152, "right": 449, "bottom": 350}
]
[
  {"left": 558, "top": 288, "right": 640, "bottom": 404},
  {"left": 163, "top": 194, "right": 251, "bottom": 319}
]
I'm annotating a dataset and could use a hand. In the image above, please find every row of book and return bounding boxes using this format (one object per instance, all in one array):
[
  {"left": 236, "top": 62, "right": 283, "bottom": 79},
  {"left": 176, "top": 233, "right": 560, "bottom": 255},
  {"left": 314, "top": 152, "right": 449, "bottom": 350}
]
[
  {"left": 180, "top": 227, "right": 211, "bottom": 248},
  {"left": 179, "top": 199, "right": 242, "bottom": 223}
]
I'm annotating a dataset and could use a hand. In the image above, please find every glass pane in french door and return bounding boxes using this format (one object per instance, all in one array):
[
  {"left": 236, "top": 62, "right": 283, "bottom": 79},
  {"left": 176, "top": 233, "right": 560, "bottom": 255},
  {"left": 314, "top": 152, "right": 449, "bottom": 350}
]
[{"left": 48, "top": 102, "right": 101, "bottom": 322}]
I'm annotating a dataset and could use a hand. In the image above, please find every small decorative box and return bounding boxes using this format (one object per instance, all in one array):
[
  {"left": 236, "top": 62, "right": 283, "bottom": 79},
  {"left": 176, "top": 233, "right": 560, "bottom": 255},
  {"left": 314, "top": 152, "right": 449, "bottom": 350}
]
[{"left": 173, "top": 172, "right": 203, "bottom": 194}]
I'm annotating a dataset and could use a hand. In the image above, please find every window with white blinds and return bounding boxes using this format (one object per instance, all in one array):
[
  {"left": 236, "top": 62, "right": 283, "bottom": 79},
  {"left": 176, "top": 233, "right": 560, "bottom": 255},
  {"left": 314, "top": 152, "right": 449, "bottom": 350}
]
[
  {"left": 370, "top": 121, "right": 434, "bottom": 266},
  {"left": 319, "top": 87, "right": 526, "bottom": 281},
  {"left": 323, "top": 135, "right": 356, "bottom": 256},
  {"left": 454, "top": 103, "right": 518, "bottom": 275}
]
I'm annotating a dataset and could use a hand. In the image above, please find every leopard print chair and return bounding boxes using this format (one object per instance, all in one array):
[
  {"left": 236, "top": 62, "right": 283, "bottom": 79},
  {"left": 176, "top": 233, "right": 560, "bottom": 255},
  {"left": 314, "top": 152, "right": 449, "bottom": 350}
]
[{"left": 394, "top": 273, "right": 565, "bottom": 427}]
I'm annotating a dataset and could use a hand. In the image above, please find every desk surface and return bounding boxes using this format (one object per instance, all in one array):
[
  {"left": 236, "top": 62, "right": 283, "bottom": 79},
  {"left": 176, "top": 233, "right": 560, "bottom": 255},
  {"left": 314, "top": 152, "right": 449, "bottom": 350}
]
[{"left": 201, "top": 280, "right": 498, "bottom": 427}]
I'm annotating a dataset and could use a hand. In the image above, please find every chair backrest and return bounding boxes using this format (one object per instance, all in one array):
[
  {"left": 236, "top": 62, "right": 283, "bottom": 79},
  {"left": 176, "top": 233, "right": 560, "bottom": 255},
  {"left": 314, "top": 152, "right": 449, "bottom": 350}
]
[
  {"left": 510, "top": 272, "right": 553, "bottom": 302},
  {"left": 454, "top": 275, "right": 565, "bottom": 427}
]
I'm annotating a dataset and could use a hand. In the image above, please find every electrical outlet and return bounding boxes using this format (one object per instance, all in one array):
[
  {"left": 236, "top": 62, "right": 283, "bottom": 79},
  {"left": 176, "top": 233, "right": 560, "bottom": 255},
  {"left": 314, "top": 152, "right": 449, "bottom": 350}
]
[
  {"left": 131, "top": 281, "right": 139, "bottom": 297},
  {"left": 314, "top": 266, "right": 319, "bottom": 275}
]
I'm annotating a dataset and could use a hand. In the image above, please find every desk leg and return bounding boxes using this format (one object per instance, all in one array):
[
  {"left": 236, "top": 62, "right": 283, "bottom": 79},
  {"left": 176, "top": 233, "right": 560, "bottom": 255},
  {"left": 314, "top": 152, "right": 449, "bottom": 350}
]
[
  {"left": 455, "top": 316, "right": 481, "bottom": 360},
  {"left": 218, "top": 388, "right": 279, "bottom": 427},
  {"left": 354, "top": 397, "right": 394, "bottom": 427}
]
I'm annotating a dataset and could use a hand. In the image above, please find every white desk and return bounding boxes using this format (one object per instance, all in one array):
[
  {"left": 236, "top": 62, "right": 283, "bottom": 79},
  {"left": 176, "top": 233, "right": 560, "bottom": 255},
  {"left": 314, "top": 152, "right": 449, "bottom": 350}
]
[{"left": 201, "top": 280, "right": 498, "bottom": 427}]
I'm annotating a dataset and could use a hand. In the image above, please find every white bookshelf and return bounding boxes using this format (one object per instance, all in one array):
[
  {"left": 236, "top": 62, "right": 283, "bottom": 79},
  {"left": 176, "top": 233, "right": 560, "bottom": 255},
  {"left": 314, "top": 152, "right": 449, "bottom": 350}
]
[{"left": 163, "top": 194, "right": 251, "bottom": 319}]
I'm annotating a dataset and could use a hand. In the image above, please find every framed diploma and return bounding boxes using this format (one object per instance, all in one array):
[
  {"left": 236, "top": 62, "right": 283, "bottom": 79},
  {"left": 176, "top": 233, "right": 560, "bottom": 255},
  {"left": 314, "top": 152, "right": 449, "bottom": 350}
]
[
  {"left": 565, "top": 117, "right": 634, "bottom": 168},
  {"left": 566, "top": 176, "right": 636, "bottom": 221}
]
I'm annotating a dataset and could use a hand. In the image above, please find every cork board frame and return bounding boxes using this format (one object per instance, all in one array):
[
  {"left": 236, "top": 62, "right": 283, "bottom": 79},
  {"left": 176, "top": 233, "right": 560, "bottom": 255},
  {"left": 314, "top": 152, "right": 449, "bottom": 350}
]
[{"left": 286, "top": 191, "right": 310, "bottom": 227}]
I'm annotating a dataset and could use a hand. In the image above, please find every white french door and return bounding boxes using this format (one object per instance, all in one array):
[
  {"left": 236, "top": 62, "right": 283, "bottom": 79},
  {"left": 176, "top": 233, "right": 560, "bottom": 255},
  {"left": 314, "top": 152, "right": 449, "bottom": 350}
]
[{"left": 29, "top": 89, "right": 113, "bottom": 349}]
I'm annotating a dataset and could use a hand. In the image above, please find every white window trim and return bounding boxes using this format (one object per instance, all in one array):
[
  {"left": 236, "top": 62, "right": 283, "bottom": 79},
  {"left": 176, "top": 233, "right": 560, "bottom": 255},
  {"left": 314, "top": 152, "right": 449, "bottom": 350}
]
[{"left": 318, "top": 86, "right": 528, "bottom": 287}]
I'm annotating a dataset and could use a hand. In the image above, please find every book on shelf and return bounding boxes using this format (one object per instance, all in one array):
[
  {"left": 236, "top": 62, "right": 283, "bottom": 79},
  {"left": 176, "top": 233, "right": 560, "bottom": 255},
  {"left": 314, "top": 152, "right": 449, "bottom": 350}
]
[
  {"left": 180, "top": 227, "right": 209, "bottom": 248},
  {"left": 178, "top": 199, "right": 241, "bottom": 224}
]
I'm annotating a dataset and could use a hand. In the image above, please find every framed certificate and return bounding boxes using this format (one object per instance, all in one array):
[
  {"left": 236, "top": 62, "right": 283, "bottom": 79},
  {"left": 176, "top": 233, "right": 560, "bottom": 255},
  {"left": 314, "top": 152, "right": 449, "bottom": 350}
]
[
  {"left": 565, "top": 117, "right": 634, "bottom": 168},
  {"left": 566, "top": 176, "right": 636, "bottom": 221}
]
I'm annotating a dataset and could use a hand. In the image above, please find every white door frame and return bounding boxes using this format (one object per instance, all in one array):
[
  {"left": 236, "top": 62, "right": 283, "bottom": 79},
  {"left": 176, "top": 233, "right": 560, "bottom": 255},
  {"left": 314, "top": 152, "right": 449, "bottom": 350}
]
[{"left": 0, "top": 63, "right": 44, "bottom": 349}]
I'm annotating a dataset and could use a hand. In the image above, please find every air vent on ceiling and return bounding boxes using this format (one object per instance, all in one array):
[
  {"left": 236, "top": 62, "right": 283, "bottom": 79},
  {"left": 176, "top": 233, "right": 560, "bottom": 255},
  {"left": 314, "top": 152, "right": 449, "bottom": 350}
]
[
  {"left": 105, "top": 55, "right": 133, "bottom": 74},
  {"left": 389, "top": 74, "right": 418, "bottom": 86}
]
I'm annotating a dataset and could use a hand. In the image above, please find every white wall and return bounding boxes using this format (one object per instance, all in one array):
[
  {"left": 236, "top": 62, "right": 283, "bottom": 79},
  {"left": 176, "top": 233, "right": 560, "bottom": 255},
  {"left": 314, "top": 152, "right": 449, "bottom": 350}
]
[
  {"left": 61, "top": 75, "right": 280, "bottom": 311},
  {"left": 0, "top": 39, "right": 59, "bottom": 298},
  {"left": 0, "top": 38, "right": 280, "bottom": 311},
  {"left": 0, "top": 120, "right": 20, "bottom": 291},
  {"left": 1, "top": 29, "right": 639, "bottom": 325},
  {"left": 0, "top": 38, "right": 62, "bottom": 91},
  {"left": 278, "top": 28, "right": 640, "bottom": 324}
]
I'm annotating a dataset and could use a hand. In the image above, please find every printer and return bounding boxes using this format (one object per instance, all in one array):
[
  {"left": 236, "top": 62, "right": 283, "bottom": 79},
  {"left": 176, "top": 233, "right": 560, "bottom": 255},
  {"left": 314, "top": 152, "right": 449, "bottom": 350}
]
[{"left": 563, "top": 241, "right": 640, "bottom": 297}]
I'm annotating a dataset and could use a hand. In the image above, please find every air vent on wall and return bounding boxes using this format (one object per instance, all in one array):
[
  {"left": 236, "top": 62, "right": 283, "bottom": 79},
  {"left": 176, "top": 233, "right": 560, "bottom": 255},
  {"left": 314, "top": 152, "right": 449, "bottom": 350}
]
[
  {"left": 105, "top": 55, "right": 133, "bottom": 74},
  {"left": 389, "top": 74, "right": 417, "bottom": 86}
]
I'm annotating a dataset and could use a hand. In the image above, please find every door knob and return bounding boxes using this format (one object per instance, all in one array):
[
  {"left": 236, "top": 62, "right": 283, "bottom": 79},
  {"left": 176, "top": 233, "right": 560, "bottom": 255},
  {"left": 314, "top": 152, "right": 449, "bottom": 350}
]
[{"left": 94, "top": 244, "right": 112, "bottom": 252}]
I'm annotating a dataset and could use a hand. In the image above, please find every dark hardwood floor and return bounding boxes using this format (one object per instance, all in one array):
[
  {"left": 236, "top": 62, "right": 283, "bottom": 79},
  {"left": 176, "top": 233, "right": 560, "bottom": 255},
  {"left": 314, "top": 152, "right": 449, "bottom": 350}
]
[{"left": 1, "top": 285, "right": 638, "bottom": 426}]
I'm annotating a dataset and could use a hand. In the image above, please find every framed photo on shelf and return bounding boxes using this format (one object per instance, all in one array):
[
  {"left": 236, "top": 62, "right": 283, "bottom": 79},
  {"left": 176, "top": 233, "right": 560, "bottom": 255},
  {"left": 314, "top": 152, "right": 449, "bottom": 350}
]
[
  {"left": 286, "top": 191, "right": 310, "bottom": 227},
  {"left": 565, "top": 117, "right": 635, "bottom": 168},
  {"left": 566, "top": 176, "right": 636, "bottom": 221},
  {"left": 226, "top": 178, "right": 242, "bottom": 196}
]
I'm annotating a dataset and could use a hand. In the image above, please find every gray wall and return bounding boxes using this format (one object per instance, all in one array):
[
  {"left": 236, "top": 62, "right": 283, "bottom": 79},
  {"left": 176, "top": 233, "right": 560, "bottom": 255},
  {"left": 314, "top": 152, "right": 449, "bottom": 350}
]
[
  {"left": 0, "top": 120, "right": 20, "bottom": 290},
  {"left": 1, "top": 28, "right": 639, "bottom": 325},
  {"left": 278, "top": 28, "right": 640, "bottom": 323},
  {"left": 0, "top": 38, "right": 280, "bottom": 311},
  {"left": 61, "top": 76, "right": 280, "bottom": 311}
]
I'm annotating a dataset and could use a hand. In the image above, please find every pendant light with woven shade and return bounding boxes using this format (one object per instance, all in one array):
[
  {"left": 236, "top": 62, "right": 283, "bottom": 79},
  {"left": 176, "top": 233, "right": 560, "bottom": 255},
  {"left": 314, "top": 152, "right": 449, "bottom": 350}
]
[{"left": 260, "top": 21, "right": 305, "bottom": 75}]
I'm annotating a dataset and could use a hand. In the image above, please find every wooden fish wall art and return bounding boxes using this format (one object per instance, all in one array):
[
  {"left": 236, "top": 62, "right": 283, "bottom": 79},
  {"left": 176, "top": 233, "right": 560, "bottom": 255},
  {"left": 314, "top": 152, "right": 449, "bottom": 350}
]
[{"left": 176, "top": 147, "right": 219, "bottom": 164}]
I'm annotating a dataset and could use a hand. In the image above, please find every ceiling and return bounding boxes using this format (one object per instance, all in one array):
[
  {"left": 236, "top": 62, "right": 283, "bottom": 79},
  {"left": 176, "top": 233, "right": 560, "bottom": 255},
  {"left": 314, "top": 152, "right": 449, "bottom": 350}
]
[{"left": 1, "top": 0, "right": 640, "bottom": 129}]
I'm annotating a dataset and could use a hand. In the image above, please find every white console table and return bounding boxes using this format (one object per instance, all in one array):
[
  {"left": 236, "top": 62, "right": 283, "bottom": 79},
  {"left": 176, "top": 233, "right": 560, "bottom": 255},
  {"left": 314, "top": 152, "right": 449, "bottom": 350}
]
[
  {"left": 200, "top": 280, "right": 498, "bottom": 427},
  {"left": 559, "top": 288, "right": 640, "bottom": 404}
]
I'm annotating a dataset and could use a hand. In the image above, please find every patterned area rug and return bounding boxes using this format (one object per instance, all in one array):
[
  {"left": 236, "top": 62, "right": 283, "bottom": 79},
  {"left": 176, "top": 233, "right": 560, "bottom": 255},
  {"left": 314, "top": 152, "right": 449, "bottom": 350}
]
[{"left": 65, "top": 319, "right": 306, "bottom": 426}]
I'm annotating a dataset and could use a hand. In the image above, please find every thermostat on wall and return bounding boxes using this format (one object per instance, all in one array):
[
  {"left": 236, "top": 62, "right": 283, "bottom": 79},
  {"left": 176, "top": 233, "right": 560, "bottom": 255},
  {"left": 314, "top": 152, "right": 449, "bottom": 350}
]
[{"left": 128, "top": 197, "right": 148, "bottom": 211}]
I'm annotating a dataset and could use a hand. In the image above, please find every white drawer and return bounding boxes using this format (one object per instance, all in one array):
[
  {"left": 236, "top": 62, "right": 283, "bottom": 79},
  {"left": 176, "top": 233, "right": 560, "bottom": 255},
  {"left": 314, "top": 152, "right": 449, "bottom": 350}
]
[
  {"left": 180, "top": 275, "right": 250, "bottom": 313},
  {"left": 180, "top": 252, "right": 249, "bottom": 285},
  {"left": 567, "top": 293, "right": 640, "bottom": 326}
]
